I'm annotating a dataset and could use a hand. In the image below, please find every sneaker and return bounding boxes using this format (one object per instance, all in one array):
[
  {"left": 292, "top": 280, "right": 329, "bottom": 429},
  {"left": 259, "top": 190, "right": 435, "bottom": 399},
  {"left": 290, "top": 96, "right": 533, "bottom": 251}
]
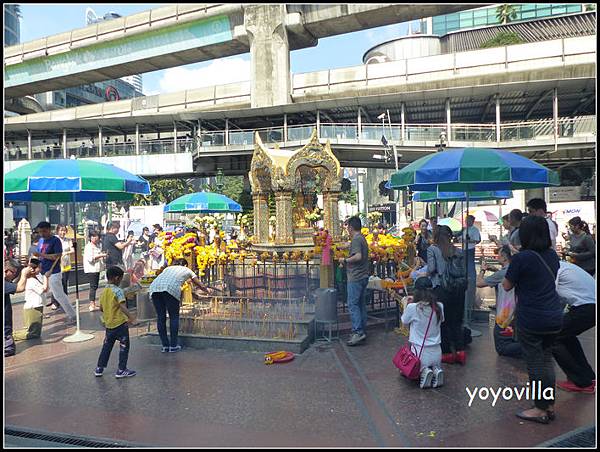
[
  {"left": 94, "top": 367, "right": 104, "bottom": 377},
  {"left": 115, "top": 368, "right": 137, "bottom": 379},
  {"left": 432, "top": 366, "right": 444, "bottom": 388},
  {"left": 169, "top": 345, "right": 182, "bottom": 353},
  {"left": 557, "top": 380, "right": 595, "bottom": 393},
  {"left": 455, "top": 350, "right": 467, "bottom": 366},
  {"left": 420, "top": 368, "right": 434, "bottom": 389},
  {"left": 161, "top": 346, "right": 170, "bottom": 353},
  {"left": 346, "top": 333, "right": 367, "bottom": 346}
]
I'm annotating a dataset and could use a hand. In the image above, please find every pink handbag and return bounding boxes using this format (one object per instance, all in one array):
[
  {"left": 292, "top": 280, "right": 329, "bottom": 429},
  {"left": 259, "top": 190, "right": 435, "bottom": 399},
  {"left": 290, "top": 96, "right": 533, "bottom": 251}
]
[{"left": 393, "top": 309, "right": 434, "bottom": 380}]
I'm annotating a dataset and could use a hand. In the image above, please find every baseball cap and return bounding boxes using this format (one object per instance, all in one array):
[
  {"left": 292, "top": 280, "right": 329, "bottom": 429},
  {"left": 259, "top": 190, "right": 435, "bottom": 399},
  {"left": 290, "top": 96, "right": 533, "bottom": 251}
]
[
  {"left": 35, "top": 221, "right": 52, "bottom": 230},
  {"left": 414, "top": 276, "right": 433, "bottom": 290}
]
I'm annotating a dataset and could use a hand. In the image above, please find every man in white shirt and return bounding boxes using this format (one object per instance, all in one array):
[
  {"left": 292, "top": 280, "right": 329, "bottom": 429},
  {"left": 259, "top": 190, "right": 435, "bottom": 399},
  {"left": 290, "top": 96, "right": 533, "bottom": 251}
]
[
  {"left": 460, "top": 215, "right": 481, "bottom": 318},
  {"left": 526, "top": 198, "right": 558, "bottom": 249},
  {"left": 552, "top": 261, "right": 596, "bottom": 393}
]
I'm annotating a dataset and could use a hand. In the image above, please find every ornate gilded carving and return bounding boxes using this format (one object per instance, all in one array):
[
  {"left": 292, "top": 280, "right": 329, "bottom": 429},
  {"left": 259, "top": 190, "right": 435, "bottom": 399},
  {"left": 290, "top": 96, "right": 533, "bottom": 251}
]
[{"left": 250, "top": 128, "right": 343, "bottom": 248}]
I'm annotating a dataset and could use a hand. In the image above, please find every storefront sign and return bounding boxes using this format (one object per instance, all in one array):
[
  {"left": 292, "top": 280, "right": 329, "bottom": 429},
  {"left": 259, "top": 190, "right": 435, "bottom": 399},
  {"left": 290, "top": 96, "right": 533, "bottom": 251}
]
[
  {"left": 369, "top": 203, "right": 396, "bottom": 213},
  {"left": 545, "top": 186, "right": 581, "bottom": 202}
]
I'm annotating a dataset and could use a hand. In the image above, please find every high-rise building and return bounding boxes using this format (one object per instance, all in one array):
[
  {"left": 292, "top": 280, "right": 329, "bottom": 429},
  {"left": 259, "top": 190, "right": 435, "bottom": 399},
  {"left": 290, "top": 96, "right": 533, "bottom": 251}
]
[
  {"left": 4, "top": 4, "right": 20, "bottom": 46},
  {"left": 85, "top": 8, "right": 143, "bottom": 94},
  {"left": 430, "top": 3, "right": 584, "bottom": 35}
]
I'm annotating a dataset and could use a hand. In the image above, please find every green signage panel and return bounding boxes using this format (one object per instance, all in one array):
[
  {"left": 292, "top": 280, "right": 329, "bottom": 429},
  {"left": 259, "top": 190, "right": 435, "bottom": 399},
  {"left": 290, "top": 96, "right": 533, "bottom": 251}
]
[{"left": 5, "top": 15, "right": 232, "bottom": 87}]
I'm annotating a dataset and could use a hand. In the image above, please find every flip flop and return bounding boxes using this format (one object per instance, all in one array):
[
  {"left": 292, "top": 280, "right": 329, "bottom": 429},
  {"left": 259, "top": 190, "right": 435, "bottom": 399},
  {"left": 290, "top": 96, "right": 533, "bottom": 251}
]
[{"left": 516, "top": 411, "right": 550, "bottom": 424}]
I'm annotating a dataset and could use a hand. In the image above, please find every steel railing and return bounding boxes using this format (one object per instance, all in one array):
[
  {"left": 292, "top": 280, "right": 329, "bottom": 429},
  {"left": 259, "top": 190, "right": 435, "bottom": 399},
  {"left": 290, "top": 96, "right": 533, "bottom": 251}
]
[{"left": 5, "top": 116, "right": 595, "bottom": 162}]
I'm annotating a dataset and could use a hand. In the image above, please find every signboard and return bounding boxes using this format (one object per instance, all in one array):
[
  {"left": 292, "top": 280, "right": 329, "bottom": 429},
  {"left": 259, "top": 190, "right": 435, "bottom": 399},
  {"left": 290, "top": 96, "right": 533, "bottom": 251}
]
[
  {"left": 4, "top": 208, "right": 15, "bottom": 230},
  {"left": 368, "top": 203, "right": 396, "bottom": 213},
  {"left": 547, "top": 201, "right": 596, "bottom": 246},
  {"left": 545, "top": 186, "right": 581, "bottom": 202},
  {"left": 129, "top": 205, "right": 165, "bottom": 230}
]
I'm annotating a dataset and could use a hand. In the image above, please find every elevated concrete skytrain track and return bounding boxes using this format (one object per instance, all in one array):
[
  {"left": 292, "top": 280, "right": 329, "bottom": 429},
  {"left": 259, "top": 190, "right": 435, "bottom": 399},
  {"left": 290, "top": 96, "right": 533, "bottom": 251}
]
[{"left": 4, "top": 4, "right": 481, "bottom": 99}]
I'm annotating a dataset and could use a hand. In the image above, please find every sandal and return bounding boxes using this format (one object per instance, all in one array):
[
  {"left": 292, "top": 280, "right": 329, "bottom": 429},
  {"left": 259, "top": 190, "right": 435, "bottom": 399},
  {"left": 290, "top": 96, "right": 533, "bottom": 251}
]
[{"left": 516, "top": 410, "right": 550, "bottom": 424}]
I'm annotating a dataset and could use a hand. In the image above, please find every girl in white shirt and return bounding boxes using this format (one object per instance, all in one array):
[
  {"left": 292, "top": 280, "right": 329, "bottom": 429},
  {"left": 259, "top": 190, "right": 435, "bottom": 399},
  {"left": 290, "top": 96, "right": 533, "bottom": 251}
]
[
  {"left": 14, "top": 258, "right": 48, "bottom": 341},
  {"left": 401, "top": 277, "right": 445, "bottom": 389}
]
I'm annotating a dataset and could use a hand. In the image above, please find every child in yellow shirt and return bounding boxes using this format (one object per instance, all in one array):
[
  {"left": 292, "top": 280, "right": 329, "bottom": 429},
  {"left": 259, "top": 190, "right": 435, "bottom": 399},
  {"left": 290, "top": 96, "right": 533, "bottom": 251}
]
[{"left": 95, "top": 266, "right": 136, "bottom": 378}]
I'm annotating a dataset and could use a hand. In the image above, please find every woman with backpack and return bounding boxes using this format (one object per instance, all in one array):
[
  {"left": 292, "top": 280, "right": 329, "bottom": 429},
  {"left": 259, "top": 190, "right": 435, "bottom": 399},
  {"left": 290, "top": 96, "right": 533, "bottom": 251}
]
[
  {"left": 426, "top": 225, "right": 467, "bottom": 365},
  {"left": 503, "top": 215, "right": 563, "bottom": 424}
]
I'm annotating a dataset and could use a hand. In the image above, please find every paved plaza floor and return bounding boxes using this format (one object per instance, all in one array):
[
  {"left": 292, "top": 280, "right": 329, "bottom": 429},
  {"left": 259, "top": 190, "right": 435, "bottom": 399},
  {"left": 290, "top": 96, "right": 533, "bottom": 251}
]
[{"left": 4, "top": 292, "right": 596, "bottom": 448}]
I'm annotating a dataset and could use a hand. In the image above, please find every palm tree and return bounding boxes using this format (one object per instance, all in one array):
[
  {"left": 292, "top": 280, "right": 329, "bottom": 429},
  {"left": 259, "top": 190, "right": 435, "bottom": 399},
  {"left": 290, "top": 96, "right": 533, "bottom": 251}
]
[{"left": 496, "top": 4, "right": 518, "bottom": 24}]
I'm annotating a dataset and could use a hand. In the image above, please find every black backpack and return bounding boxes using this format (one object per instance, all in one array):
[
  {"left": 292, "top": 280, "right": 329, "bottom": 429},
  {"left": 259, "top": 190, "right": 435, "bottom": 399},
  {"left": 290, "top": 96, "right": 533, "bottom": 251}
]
[{"left": 441, "top": 251, "right": 467, "bottom": 292}]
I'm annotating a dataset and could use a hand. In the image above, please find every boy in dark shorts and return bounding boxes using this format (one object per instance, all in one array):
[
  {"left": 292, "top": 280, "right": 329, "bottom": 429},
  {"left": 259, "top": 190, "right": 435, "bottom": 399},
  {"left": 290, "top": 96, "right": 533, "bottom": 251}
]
[{"left": 95, "top": 266, "right": 136, "bottom": 378}]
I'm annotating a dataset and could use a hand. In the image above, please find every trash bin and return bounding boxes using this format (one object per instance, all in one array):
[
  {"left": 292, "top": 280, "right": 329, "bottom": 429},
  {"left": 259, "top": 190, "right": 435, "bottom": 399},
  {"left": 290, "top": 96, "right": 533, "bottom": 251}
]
[
  {"left": 315, "top": 288, "right": 337, "bottom": 322},
  {"left": 136, "top": 290, "right": 156, "bottom": 321}
]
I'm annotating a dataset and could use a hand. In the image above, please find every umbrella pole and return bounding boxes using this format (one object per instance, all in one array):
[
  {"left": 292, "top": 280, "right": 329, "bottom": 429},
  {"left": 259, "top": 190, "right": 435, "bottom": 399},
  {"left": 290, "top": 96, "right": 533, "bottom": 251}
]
[
  {"left": 64, "top": 205, "right": 94, "bottom": 343},
  {"left": 463, "top": 193, "right": 481, "bottom": 338}
]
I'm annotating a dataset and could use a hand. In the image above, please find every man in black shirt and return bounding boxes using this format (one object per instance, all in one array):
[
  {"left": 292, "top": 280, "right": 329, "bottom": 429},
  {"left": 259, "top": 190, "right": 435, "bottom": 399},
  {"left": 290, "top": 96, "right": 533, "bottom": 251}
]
[{"left": 103, "top": 221, "right": 135, "bottom": 269}]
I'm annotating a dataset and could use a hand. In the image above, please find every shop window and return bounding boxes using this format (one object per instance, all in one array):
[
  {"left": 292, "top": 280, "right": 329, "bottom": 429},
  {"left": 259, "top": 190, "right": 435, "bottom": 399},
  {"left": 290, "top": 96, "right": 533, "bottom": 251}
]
[
  {"left": 566, "top": 4, "right": 582, "bottom": 13},
  {"left": 551, "top": 5, "right": 567, "bottom": 15}
]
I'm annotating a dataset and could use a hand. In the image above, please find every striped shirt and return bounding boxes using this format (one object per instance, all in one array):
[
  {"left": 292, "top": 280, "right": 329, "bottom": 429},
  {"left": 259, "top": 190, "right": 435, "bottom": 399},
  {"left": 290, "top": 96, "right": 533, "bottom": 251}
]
[{"left": 149, "top": 266, "right": 196, "bottom": 301}]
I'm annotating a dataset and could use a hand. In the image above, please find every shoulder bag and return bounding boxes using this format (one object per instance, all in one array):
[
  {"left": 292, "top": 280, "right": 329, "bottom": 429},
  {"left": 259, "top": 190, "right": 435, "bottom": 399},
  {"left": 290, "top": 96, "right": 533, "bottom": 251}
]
[{"left": 393, "top": 307, "right": 435, "bottom": 380}]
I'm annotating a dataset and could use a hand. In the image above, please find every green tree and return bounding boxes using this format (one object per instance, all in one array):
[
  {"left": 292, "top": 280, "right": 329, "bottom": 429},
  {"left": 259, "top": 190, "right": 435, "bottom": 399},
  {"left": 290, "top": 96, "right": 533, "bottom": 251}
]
[
  {"left": 496, "top": 4, "right": 518, "bottom": 24},
  {"left": 480, "top": 31, "right": 524, "bottom": 49},
  {"left": 200, "top": 176, "right": 253, "bottom": 211},
  {"left": 133, "top": 178, "right": 194, "bottom": 206},
  {"left": 584, "top": 4, "right": 596, "bottom": 12},
  {"left": 339, "top": 189, "right": 358, "bottom": 205}
]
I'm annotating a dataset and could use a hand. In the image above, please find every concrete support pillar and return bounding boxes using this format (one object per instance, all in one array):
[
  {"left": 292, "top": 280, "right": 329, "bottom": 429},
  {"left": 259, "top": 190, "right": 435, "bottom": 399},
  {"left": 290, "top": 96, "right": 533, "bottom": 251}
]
[
  {"left": 27, "top": 129, "right": 32, "bottom": 160},
  {"left": 283, "top": 114, "right": 288, "bottom": 143},
  {"left": 357, "top": 108, "right": 362, "bottom": 142},
  {"left": 173, "top": 122, "right": 178, "bottom": 153},
  {"left": 445, "top": 99, "right": 451, "bottom": 142},
  {"left": 98, "top": 126, "right": 103, "bottom": 156},
  {"left": 225, "top": 118, "right": 229, "bottom": 146},
  {"left": 553, "top": 88, "right": 558, "bottom": 152},
  {"left": 316, "top": 110, "right": 320, "bottom": 138},
  {"left": 275, "top": 191, "right": 294, "bottom": 244},
  {"left": 197, "top": 120, "right": 202, "bottom": 149},
  {"left": 495, "top": 96, "right": 501, "bottom": 144},
  {"left": 253, "top": 193, "right": 270, "bottom": 244},
  {"left": 323, "top": 191, "right": 341, "bottom": 241},
  {"left": 401, "top": 103, "right": 406, "bottom": 142},
  {"left": 135, "top": 124, "right": 140, "bottom": 155},
  {"left": 63, "top": 129, "right": 67, "bottom": 158},
  {"left": 245, "top": 5, "right": 290, "bottom": 108}
]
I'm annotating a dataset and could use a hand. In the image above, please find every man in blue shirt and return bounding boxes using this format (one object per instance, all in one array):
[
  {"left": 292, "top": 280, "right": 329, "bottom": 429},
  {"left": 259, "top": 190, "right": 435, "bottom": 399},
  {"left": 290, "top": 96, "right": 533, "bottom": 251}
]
[{"left": 32, "top": 222, "right": 76, "bottom": 323}]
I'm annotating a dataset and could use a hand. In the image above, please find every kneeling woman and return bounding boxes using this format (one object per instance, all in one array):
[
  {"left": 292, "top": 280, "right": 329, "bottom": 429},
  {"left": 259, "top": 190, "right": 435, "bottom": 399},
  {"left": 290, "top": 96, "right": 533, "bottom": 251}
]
[{"left": 14, "top": 258, "right": 48, "bottom": 341}]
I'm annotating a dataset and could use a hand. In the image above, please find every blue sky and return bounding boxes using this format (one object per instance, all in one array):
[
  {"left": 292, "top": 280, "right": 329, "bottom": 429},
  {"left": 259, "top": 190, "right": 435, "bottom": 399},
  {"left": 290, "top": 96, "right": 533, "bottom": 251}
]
[{"left": 18, "top": 4, "right": 412, "bottom": 95}]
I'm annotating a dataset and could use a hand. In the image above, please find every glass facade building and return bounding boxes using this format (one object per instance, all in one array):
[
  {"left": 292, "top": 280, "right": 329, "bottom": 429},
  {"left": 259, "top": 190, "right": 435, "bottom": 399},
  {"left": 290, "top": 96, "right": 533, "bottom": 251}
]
[
  {"left": 4, "top": 4, "right": 20, "bottom": 46},
  {"left": 432, "top": 3, "right": 583, "bottom": 36}
]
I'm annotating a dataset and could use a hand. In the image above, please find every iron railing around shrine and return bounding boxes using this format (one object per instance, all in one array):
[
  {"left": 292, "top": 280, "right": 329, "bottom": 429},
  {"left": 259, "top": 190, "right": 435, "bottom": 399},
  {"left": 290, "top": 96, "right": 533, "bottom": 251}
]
[{"left": 197, "top": 258, "right": 401, "bottom": 324}]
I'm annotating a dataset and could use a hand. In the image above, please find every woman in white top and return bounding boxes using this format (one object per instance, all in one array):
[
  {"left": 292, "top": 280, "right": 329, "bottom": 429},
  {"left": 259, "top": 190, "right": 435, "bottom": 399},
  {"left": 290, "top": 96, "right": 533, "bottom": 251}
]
[
  {"left": 14, "top": 258, "right": 48, "bottom": 341},
  {"left": 401, "top": 277, "right": 445, "bottom": 389},
  {"left": 84, "top": 231, "right": 107, "bottom": 311},
  {"left": 122, "top": 230, "right": 136, "bottom": 271}
]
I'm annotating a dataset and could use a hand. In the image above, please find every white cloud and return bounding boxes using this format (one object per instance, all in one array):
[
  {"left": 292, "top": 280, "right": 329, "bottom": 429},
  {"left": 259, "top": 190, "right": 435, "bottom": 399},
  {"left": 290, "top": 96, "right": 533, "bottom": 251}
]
[{"left": 157, "top": 57, "right": 251, "bottom": 93}]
